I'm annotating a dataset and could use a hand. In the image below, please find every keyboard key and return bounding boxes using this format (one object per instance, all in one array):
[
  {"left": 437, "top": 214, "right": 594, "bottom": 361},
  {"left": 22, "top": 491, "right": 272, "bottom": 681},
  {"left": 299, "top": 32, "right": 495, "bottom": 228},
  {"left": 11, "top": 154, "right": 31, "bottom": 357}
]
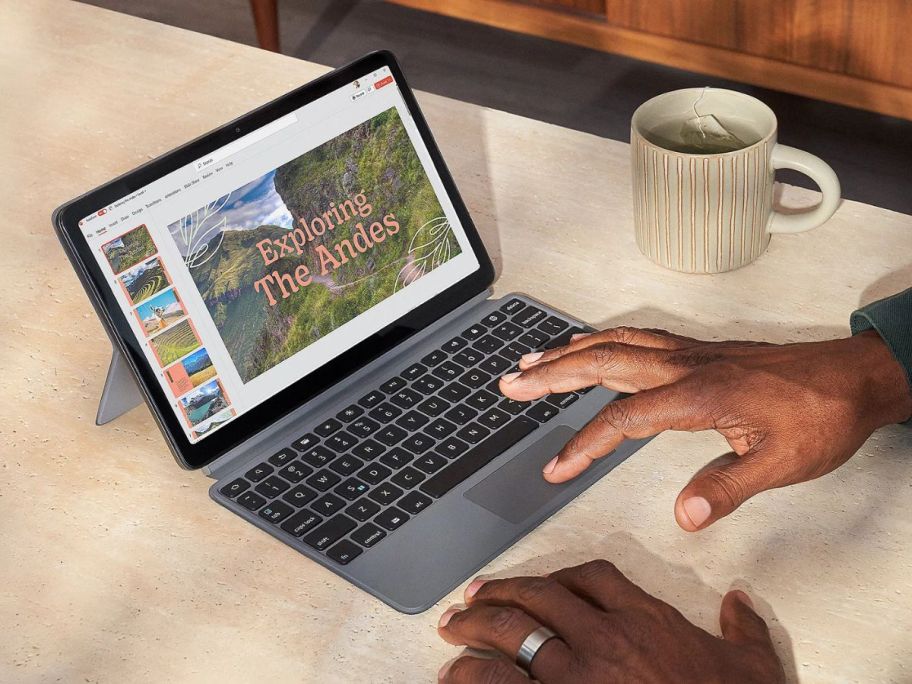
[
  {"left": 518, "top": 330, "right": 548, "bottom": 349},
  {"left": 461, "top": 323, "right": 487, "bottom": 340},
  {"left": 349, "top": 417, "right": 380, "bottom": 438},
  {"left": 539, "top": 316, "right": 569, "bottom": 336},
  {"left": 401, "top": 433, "right": 435, "bottom": 454},
  {"left": 268, "top": 448, "right": 296, "bottom": 467},
  {"left": 368, "top": 483, "right": 403, "bottom": 506},
  {"left": 358, "top": 390, "right": 385, "bottom": 409},
  {"left": 329, "top": 455, "right": 364, "bottom": 476},
  {"left": 466, "top": 389, "right": 499, "bottom": 411},
  {"left": 255, "top": 475, "right": 290, "bottom": 498},
  {"left": 402, "top": 362, "right": 427, "bottom": 381},
  {"left": 219, "top": 478, "right": 249, "bottom": 498},
  {"left": 546, "top": 392, "right": 580, "bottom": 409},
  {"left": 514, "top": 306, "right": 547, "bottom": 328},
  {"left": 473, "top": 334, "right": 503, "bottom": 354},
  {"left": 398, "top": 491, "right": 433, "bottom": 515},
  {"left": 412, "top": 374, "right": 444, "bottom": 394},
  {"left": 396, "top": 410, "right": 429, "bottom": 431},
  {"left": 291, "top": 432, "right": 319, "bottom": 452},
  {"left": 351, "top": 439, "right": 385, "bottom": 460},
  {"left": 357, "top": 463, "right": 392, "bottom": 485},
  {"left": 346, "top": 498, "right": 381, "bottom": 522},
  {"left": 380, "top": 447, "right": 413, "bottom": 469},
  {"left": 414, "top": 453, "right": 447, "bottom": 475},
  {"left": 421, "top": 416, "right": 538, "bottom": 498},
  {"left": 282, "top": 485, "right": 318, "bottom": 507},
  {"left": 432, "top": 360, "right": 462, "bottom": 381},
  {"left": 380, "top": 376, "right": 406, "bottom": 393},
  {"left": 527, "top": 402, "right": 560, "bottom": 423},
  {"left": 498, "top": 397, "right": 531, "bottom": 415},
  {"left": 375, "top": 507, "right": 410, "bottom": 531},
  {"left": 442, "top": 336, "right": 467, "bottom": 353},
  {"left": 417, "top": 396, "right": 450, "bottom": 417},
  {"left": 491, "top": 321, "right": 523, "bottom": 341},
  {"left": 444, "top": 404, "right": 478, "bottom": 425},
  {"left": 375, "top": 424, "right": 408, "bottom": 447},
  {"left": 259, "top": 500, "right": 294, "bottom": 524},
  {"left": 439, "top": 382, "right": 471, "bottom": 402},
  {"left": 351, "top": 522, "right": 386, "bottom": 547},
  {"left": 237, "top": 491, "right": 267, "bottom": 511},
  {"left": 336, "top": 404, "right": 364, "bottom": 423},
  {"left": 369, "top": 402, "right": 401, "bottom": 422},
  {"left": 421, "top": 349, "right": 447, "bottom": 366},
  {"left": 390, "top": 388, "right": 422, "bottom": 409},
  {"left": 500, "top": 298, "right": 526, "bottom": 315},
  {"left": 479, "top": 408, "right": 511, "bottom": 430},
  {"left": 325, "top": 431, "right": 358, "bottom": 452},
  {"left": 456, "top": 423, "right": 491, "bottom": 444},
  {"left": 479, "top": 355, "right": 512, "bottom": 375},
  {"left": 306, "top": 470, "right": 341, "bottom": 491},
  {"left": 277, "top": 460, "right": 312, "bottom": 484},
  {"left": 334, "top": 477, "right": 371, "bottom": 501},
  {"left": 302, "top": 514, "right": 357, "bottom": 551},
  {"left": 315, "top": 418, "right": 342, "bottom": 437},
  {"left": 245, "top": 463, "right": 274, "bottom": 483},
  {"left": 312, "top": 493, "right": 346, "bottom": 516},
  {"left": 436, "top": 436, "right": 469, "bottom": 458},
  {"left": 425, "top": 418, "right": 457, "bottom": 438},
  {"left": 459, "top": 368, "right": 492, "bottom": 389},
  {"left": 299, "top": 445, "right": 336, "bottom": 468},
  {"left": 500, "top": 341, "right": 531, "bottom": 362},
  {"left": 280, "top": 509, "right": 322, "bottom": 536},
  {"left": 327, "top": 540, "right": 363, "bottom": 565},
  {"left": 453, "top": 348, "right": 484, "bottom": 367},
  {"left": 481, "top": 310, "right": 507, "bottom": 327},
  {"left": 390, "top": 466, "right": 425, "bottom": 489}
]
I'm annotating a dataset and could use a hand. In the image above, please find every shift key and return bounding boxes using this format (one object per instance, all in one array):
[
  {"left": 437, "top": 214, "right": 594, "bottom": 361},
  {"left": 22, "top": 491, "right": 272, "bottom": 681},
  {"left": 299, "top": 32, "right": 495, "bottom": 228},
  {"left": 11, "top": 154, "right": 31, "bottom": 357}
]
[{"left": 302, "top": 514, "right": 357, "bottom": 550}]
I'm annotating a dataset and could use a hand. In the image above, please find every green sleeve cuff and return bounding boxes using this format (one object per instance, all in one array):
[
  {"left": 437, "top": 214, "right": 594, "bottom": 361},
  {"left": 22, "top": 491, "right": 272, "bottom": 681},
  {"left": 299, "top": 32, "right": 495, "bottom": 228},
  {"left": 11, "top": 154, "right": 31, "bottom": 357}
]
[{"left": 850, "top": 288, "right": 912, "bottom": 402}]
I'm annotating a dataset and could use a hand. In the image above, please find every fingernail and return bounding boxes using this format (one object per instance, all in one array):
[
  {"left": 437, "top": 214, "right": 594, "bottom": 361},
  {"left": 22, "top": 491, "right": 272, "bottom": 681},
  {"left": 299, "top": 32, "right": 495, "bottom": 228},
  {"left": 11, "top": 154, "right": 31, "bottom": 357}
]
[
  {"left": 733, "top": 590, "right": 754, "bottom": 609},
  {"left": 521, "top": 351, "right": 543, "bottom": 364},
  {"left": 570, "top": 332, "right": 592, "bottom": 341},
  {"left": 465, "top": 578, "right": 487, "bottom": 599},
  {"left": 438, "top": 657, "right": 461, "bottom": 681},
  {"left": 501, "top": 372, "right": 521, "bottom": 384},
  {"left": 542, "top": 456, "right": 558, "bottom": 474},
  {"left": 683, "top": 496, "right": 712, "bottom": 528},
  {"left": 438, "top": 607, "right": 460, "bottom": 629}
]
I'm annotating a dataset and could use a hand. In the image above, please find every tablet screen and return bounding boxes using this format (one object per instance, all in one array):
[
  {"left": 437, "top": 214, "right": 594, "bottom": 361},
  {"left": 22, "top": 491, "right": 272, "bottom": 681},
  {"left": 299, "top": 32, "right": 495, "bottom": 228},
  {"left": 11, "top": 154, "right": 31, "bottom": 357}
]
[{"left": 77, "top": 66, "right": 480, "bottom": 443}]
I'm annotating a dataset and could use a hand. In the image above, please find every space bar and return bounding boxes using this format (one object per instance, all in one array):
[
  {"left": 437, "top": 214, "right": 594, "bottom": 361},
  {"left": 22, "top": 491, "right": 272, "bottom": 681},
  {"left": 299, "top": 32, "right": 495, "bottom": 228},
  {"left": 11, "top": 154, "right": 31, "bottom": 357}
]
[{"left": 420, "top": 416, "right": 538, "bottom": 498}]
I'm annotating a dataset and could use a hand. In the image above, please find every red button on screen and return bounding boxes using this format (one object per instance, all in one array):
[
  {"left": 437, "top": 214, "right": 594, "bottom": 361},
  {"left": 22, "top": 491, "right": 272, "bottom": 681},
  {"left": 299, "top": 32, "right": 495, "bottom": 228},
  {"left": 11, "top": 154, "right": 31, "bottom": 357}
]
[{"left": 374, "top": 76, "right": 393, "bottom": 89}]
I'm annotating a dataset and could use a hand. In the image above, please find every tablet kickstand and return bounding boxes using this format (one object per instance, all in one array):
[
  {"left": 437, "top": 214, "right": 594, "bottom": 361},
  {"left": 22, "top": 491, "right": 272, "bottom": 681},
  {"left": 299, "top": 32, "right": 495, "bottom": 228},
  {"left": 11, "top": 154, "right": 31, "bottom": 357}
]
[{"left": 96, "top": 348, "right": 144, "bottom": 426}]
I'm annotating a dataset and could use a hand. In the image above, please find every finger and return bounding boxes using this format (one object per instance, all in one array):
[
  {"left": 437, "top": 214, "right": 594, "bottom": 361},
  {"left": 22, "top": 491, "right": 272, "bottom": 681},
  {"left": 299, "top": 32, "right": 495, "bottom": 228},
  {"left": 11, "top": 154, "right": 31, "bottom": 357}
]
[
  {"left": 674, "top": 450, "right": 787, "bottom": 531},
  {"left": 439, "top": 605, "right": 571, "bottom": 681},
  {"left": 502, "top": 342, "right": 689, "bottom": 400},
  {"left": 549, "top": 559, "right": 650, "bottom": 611},
  {"left": 719, "top": 590, "right": 774, "bottom": 648},
  {"left": 544, "top": 380, "right": 712, "bottom": 482},
  {"left": 467, "top": 575, "right": 595, "bottom": 638},
  {"left": 439, "top": 654, "right": 528, "bottom": 683},
  {"left": 518, "top": 326, "right": 693, "bottom": 369}
]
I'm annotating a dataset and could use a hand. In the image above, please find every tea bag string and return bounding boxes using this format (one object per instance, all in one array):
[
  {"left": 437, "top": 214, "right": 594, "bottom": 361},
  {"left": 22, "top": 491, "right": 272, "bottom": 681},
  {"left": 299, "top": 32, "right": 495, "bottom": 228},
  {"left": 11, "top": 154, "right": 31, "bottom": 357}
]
[{"left": 691, "top": 86, "right": 710, "bottom": 141}]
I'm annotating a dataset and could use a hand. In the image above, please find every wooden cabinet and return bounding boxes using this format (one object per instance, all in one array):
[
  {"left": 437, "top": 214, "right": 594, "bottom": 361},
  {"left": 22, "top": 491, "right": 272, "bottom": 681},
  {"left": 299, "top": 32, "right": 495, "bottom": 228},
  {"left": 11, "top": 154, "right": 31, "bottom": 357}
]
[{"left": 389, "top": 0, "right": 912, "bottom": 119}]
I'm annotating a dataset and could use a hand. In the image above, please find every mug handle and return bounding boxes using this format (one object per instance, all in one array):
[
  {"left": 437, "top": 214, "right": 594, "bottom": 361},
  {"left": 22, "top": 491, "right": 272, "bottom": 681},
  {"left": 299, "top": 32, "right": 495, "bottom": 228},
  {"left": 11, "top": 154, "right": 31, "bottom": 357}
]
[{"left": 767, "top": 144, "right": 841, "bottom": 234}]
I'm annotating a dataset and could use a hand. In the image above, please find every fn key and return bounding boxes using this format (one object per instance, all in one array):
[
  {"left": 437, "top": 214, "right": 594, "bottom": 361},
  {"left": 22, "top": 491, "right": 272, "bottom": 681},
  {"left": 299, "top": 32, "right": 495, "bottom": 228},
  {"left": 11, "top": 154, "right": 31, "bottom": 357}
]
[{"left": 327, "top": 540, "right": 363, "bottom": 565}]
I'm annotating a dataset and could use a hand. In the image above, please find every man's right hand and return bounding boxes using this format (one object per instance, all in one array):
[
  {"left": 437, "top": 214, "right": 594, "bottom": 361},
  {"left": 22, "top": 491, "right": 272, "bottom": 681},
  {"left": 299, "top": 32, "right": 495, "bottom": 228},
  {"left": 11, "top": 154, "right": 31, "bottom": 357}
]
[{"left": 499, "top": 327, "right": 912, "bottom": 531}]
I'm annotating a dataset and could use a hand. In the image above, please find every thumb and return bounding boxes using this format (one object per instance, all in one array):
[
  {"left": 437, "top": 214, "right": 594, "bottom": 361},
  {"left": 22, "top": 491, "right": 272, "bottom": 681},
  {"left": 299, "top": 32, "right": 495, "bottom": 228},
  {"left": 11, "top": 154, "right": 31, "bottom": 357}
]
[
  {"left": 674, "top": 452, "right": 778, "bottom": 531},
  {"left": 719, "top": 590, "right": 773, "bottom": 647}
]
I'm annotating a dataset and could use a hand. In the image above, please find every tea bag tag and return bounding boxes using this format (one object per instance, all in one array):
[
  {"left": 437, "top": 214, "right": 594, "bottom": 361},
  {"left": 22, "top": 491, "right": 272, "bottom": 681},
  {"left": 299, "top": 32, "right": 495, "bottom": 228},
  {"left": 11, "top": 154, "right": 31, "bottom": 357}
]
[{"left": 680, "top": 113, "right": 746, "bottom": 152}]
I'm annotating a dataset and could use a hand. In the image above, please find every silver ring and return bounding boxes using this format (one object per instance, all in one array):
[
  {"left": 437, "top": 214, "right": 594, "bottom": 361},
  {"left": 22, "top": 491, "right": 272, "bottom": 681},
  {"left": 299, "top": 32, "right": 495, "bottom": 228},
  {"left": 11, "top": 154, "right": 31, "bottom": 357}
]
[{"left": 516, "top": 626, "right": 559, "bottom": 672}]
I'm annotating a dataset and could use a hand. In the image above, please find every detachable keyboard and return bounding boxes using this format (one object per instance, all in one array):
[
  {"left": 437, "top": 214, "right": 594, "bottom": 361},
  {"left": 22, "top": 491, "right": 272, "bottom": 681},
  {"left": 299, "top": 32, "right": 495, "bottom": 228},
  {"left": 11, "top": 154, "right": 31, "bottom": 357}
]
[{"left": 216, "top": 298, "right": 592, "bottom": 567}]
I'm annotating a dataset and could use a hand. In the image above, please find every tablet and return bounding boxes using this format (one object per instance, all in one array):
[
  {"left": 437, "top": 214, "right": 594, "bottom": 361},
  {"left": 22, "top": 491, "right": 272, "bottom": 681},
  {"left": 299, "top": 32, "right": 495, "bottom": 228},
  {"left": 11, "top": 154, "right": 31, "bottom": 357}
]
[{"left": 53, "top": 51, "right": 494, "bottom": 470}]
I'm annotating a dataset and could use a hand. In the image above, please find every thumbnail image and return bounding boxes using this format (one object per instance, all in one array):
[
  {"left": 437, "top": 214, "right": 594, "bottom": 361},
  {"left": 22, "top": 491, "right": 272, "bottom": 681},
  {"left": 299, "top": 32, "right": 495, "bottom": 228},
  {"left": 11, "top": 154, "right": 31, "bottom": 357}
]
[
  {"left": 120, "top": 257, "right": 172, "bottom": 306},
  {"left": 133, "top": 288, "right": 185, "bottom": 336},
  {"left": 167, "top": 107, "right": 460, "bottom": 383},
  {"left": 163, "top": 347, "right": 216, "bottom": 397},
  {"left": 179, "top": 379, "right": 231, "bottom": 428},
  {"left": 149, "top": 318, "right": 201, "bottom": 367},
  {"left": 101, "top": 224, "right": 156, "bottom": 274},
  {"left": 191, "top": 408, "right": 237, "bottom": 439}
]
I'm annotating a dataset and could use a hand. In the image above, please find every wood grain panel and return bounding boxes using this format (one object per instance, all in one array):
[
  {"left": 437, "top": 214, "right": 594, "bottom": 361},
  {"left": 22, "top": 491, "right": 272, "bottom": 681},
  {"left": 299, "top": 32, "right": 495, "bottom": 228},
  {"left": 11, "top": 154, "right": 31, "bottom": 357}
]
[
  {"left": 845, "top": 0, "right": 912, "bottom": 87},
  {"left": 604, "top": 0, "right": 737, "bottom": 50},
  {"left": 530, "top": 0, "right": 605, "bottom": 15}
]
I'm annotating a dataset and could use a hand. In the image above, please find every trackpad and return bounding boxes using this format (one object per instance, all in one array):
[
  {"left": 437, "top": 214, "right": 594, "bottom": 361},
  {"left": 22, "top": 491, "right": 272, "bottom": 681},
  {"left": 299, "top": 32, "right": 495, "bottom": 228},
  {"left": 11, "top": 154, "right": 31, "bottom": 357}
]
[{"left": 465, "top": 426, "right": 577, "bottom": 524}]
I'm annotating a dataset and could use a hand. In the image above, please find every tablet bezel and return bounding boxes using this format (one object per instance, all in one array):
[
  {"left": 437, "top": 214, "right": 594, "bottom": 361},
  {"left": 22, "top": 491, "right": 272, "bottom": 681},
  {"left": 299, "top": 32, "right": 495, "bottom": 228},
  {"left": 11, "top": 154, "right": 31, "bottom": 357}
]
[{"left": 53, "top": 51, "right": 495, "bottom": 470}]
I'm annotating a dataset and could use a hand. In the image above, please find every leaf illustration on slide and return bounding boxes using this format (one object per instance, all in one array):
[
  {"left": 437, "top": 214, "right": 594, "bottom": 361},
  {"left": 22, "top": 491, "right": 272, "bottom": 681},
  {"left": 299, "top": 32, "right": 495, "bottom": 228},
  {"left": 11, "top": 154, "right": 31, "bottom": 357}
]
[
  {"left": 171, "top": 194, "right": 231, "bottom": 269},
  {"left": 396, "top": 216, "right": 454, "bottom": 291}
]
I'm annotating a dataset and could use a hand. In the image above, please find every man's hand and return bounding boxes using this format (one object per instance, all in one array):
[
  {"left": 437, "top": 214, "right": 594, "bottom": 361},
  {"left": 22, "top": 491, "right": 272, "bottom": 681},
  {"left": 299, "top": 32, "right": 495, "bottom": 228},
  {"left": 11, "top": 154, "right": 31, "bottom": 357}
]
[
  {"left": 499, "top": 327, "right": 912, "bottom": 530},
  {"left": 437, "top": 560, "right": 784, "bottom": 683}
]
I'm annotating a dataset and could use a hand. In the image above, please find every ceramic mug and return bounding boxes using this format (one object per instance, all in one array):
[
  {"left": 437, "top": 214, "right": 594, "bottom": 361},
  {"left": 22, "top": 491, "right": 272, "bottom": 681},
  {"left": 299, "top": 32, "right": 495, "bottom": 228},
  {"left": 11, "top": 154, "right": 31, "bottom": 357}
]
[{"left": 630, "top": 88, "right": 840, "bottom": 273}]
